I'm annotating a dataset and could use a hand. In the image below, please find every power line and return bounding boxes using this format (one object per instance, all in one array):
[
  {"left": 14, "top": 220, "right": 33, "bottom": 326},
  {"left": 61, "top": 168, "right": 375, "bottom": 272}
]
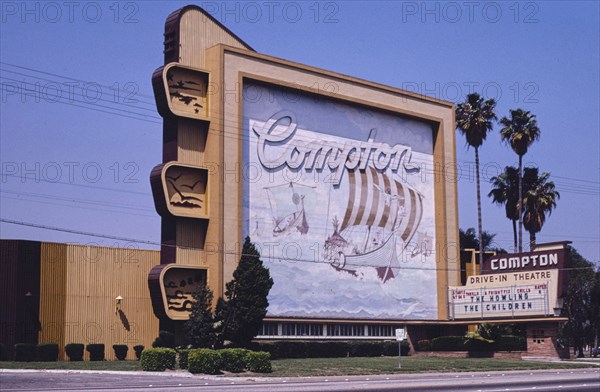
[
  {"left": 0, "top": 61, "right": 156, "bottom": 102},
  {"left": 1, "top": 173, "right": 149, "bottom": 195},
  {"left": 2, "top": 64, "right": 599, "bottom": 194},
  {"left": 1, "top": 218, "right": 598, "bottom": 270}
]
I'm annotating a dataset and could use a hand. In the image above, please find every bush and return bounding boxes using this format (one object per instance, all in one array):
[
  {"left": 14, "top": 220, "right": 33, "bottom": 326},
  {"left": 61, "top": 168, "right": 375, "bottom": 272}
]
[
  {"left": 431, "top": 336, "right": 466, "bottom": 351},
  {"left": 276, "top": 341, "right": 308, "bottom": 359},
  {"left": 464, "top": 337, "right": 494, "bottom": 352},
  {"left": 495, "top": 335, "right": 526, "bottom": 351},
  {"left": 245, "top": 351, "right": 271, "bottom": 373},
  {"left": 152, "top": 330, "right": 176, "bottom": 348},
  {"left": 178, "top": 349, "right": 191, "bottom": 369},
  {"left": 219, "top": 348, "right": 249, "bottom": 373},
  {"left": 113, "top": 345, "right": 128, "bottom": 360},
  {"left": 140, "top": 348, "right": 176, "bottom": 371},
  {"left": 133, "top": 345, "right": 144, "bottom": 360},
  {"left": 348, "top": 341, "right": 382, "bottom": 357},
  {"left": 86, "top": 344, "right": 105, "bottom": 361},
  {"left": 382, "top": 340, "right": 410, "bottom": 356},
  {"left": 382, "top": 341, "right": 396, "bottom": 356},
  {"left": 14, "top": 343, "right": 36, "bottom": 362},
  {"left": 65, "top": 343, "right": 84, "bottom": 361},
  {"left": 416, "top": 339, "right": 431, "bottom": 351},
  {"left": 37, "top": 343, "right": 59, "bottom": 361},
  {"left": 188, "top": 349, "right": 222, "bottom": 375},
  {"left": 253, "top": 342, "right": 279, "bottom": 359},
  {"left": 305, "top": 341, "right": 348, "bottom": 358}
]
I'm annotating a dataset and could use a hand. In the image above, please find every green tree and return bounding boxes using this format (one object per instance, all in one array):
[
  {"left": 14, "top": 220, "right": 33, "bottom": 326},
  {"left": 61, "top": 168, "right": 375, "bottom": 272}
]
[
  {"left": 522, "top": 168, "right": 560, "bottom": 250},
  {"left": 459, "top": 227, "right": 498, "bottom": 251},
  {"left": 488, "top": 166, "right": 520, "bottom": 252},
  {"left": 590, "top": 267, "right": 600, "bottom": 350},
  {"left": 183, "top": 284, "right": 216, "bottom": 348},
  {"left": 456, "top": 93, "right": 497, "bottom": 266},
  {"left": 561, "top": 246, "right": 596, "bottom": 357},
  {"left": 499, "top": 109, "right": 540, "bottom": 253},
  {"left": 219, "top": 236, "right": 274, "bottom": 347}
]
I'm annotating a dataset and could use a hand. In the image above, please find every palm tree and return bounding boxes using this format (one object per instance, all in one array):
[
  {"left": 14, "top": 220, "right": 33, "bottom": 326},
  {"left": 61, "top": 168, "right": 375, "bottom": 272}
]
[
  {"left": 522, "top": 168, "right": 560, "bottom": 250},
  {"left": 488, "top": 166, "right": 519, "bottom": 252},
  {"left": 499, "top": 109, "right": 540, "bottom": 253},
  {"left": 456, "top": 93, "right": 497, "bottom": 265}
]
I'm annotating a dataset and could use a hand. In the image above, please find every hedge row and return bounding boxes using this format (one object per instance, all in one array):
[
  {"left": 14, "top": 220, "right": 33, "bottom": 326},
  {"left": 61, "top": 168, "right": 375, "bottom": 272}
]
[
  {"left": 249, "top": 340, "right": 410, "bottom": 359},
  {"left": 420, "top": 335, "right": 525, "bottom": 352},
  {"left": 12, "top": 343, "right": 145, "bottom": 361},
  {"left": 14, "top": 344, "right": 59, "bottom": 362},
  {"left": 140, "top": 348, "right": 271, "bottom": 374}
]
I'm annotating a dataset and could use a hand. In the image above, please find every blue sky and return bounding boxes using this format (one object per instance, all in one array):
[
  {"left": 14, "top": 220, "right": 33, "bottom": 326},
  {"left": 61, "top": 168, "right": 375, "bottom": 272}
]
[{"left": 1, "top": 1, "right": 598, "bottom": 263}]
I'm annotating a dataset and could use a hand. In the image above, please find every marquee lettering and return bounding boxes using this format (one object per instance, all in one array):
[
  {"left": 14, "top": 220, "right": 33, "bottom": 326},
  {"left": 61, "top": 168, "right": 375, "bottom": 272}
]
[{"left": 490, "top": 252, "right": 558, "bottom": 271}]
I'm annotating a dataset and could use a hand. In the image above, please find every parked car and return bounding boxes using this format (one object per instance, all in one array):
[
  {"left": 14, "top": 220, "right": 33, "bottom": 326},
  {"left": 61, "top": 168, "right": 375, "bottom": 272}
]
[{"left": 592, "top": 346, "right": 600, "bottom": 358}]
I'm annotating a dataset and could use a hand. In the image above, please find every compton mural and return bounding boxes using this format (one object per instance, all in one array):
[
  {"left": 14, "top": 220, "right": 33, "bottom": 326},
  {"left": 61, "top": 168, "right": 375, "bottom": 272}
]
[{"left": 242, "top": 81, "right": 438, "bottom": 320}]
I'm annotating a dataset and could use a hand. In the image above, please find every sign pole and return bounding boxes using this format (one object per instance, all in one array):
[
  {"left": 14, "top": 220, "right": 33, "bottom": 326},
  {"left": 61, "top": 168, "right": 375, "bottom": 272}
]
[
  {"left": 398, "top": 340, "right": 401, "bottom": 369},
  {"left": 395, "top": 328, "right": 405, "bottom": 369}
]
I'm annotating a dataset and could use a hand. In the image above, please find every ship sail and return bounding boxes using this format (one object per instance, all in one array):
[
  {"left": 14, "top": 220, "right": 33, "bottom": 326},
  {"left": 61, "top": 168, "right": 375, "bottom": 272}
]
[
  {"left": 326, "top": 165, "right": 424, "bottom": 281},
  {"left": 264, "top": 182, "right": 311, "bottom": 237},
  {"left": 341, "top": 165, "right": 423, "bottom": 246}
]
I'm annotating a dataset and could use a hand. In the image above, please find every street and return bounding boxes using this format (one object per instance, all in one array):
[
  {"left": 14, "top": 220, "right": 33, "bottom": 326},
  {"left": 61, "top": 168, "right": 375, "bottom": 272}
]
[{"left": 1, "top": 368, "right": 599, "bottom": 392}]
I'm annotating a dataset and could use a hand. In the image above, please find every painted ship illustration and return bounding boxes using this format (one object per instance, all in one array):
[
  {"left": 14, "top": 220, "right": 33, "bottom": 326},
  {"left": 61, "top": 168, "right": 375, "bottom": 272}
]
[
  {"left": 264, "top": 182, "right": 314, "bottom": 236},
  {"left": 323, "top": 166, "right": 424, "bottom": 282}
]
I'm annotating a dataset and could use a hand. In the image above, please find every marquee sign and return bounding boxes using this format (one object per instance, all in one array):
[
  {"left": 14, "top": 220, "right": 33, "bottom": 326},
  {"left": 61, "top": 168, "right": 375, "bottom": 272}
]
[
  {"left": 481, "top": 247, "right": 568, "bottom": 297},
  {"left": 449, "top": 245, "right": 570, "bottom": 320},
  {"left": 449, "top": 270, "right": 557, "bottom": 319}
]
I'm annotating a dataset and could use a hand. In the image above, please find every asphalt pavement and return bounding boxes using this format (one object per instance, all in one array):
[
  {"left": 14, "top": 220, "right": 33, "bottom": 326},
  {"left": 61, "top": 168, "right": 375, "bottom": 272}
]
[{"left": 1, "top": 368, "right": 599, "bottom": 392}]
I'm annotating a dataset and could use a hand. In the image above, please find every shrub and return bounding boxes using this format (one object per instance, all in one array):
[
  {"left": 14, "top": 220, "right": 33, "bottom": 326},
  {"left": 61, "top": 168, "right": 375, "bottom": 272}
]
[
  {"left": 152, "top": 330, "right": 176, "bottom": 348},
  {"left": 37, "top": 343, "right": 59, "bottom": 361},
  {"left": 382, "top": 340, "right": 410, "bottom": 356},
  {"left": 348, "top": 341, "right": 382, "bottom": 357},
  {"left": 382, "top": 341, "right": 396, "bottom": 356},
  {"left": 14, "top": 343, "right": 36, "bottom": 362},
  {"left": 253, "top": 342, "right": 279, "bottom": 359},
  {"left": 188, "top": 349, "right": 222, "bottom": 375},
  {"left": 140, "top": 348, "right": 176, "bottom": 371},
  {"left": 113, "top": 345, "right": 128, "bottom": 360},
  {"left": 178, "top": 349, "right": 191, "bottom": 369},
  {"left": 219, "top": 348, "right": 249, "bottom": 373},
  {"left": 276, "top": 341, "right": 307, "bottom": 359},
  {"left": 477, "top": 323, "right": 503, "bottom": 342},
  {"left": 416, "top": 340, "right": 431, "bottom": 351},
  {"left": 65, "top": 343, "right": 84, "bottom": 361},
  {"left": 464, "top": 337, "right": 494, "bottom": 352},
  {"left": 431, "top": 336, "right": 466, "bottom": 351},
  {"left": 245, "top": 351, "right": 271, "bottom": 373},
  {"left": 305, "top": 341, "right": 348, "bottom": 358},
  {"left": 86, "top": 344, "right": 105, "bottom": 361},
  {"left": 495, "top": 335, "right": 526, "bottom": 351},
  {"left": 133, "top": 345, "right": 144, "bottom": 360}
]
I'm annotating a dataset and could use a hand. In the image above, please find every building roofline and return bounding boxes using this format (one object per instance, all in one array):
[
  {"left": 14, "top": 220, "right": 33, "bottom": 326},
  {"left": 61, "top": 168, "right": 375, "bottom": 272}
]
[
  {"left": 217, "top": 45, "right": 455, "bottom": 109},
  {"left": 167, "top": 5, "right": 255, "bottom": 52}
]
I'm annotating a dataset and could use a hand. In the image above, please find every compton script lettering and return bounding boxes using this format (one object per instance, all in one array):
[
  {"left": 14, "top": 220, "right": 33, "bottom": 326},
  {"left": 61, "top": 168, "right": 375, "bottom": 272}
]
[{"left": 252, "top": 111, "right": 419, "bottom": 186}]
